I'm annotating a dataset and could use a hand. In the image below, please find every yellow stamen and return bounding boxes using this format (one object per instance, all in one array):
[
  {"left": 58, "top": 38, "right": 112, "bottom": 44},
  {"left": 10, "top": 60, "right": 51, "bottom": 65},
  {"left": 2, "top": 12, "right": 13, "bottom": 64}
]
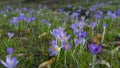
[
  {"left": 53, "top": 47, "right": 58, "bottom": 51},
  {"left": 62, "top": 35, "right": 66, "bottom": 39}
]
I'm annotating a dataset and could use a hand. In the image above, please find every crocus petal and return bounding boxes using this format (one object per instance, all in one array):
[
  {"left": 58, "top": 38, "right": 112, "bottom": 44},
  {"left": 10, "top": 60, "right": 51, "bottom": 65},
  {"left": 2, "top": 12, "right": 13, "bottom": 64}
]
[
  {"left": 12, "top": 57, "right": 19, "bottom": 67},
  {"left": 0, "top": 60, "right": 8, "bottom": 67},
  {"left": 95, "top": 44, "right": 102, "bottom": 54}
]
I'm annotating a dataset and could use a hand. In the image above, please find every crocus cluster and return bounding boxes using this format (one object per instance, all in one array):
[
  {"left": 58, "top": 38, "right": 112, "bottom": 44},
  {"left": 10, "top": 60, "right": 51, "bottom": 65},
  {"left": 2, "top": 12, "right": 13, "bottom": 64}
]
[
  {"left": 1, "top": 47, "right": 19, "bottom": 68},
  {"left": 88, "top": 43, "right": 102, "bottom": 55},
  {"left": 10, "top": 14, "right": 36, "bottom": 26},
  {"left": 49, "top": 27, "right": 71, "bottom": 56},
  {"left": 41, "top": 19, "right": 51, "bottom": 27},
  {"left": 71, "top": 18, "right": 87, "bottom": 46},
  {"left": 107, "top": 11, "right": 117, "bottom": 19}
]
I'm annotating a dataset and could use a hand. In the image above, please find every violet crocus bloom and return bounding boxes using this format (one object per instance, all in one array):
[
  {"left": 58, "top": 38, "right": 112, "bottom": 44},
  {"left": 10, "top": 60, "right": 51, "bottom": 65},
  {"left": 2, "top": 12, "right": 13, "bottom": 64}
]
[
  {"left": 71, "top": 23, "right": 78, "bottom": 30},
  {"left": 10, "top": 17, "right": 20, "bottom": 26},
  {"left": 50, "top": 27, "right": 64, "bottom": 38},
  {"left": 107, "top": 11, "right": 117, "bottom": 19},
  {"left": 70, "top": 12, "right": 79, "bottom": 20},
  {"left": 49, "top": 40, "right": 60, "bottom": 56},
  {"left": 6, "top": 47, "right": 14, "bottom": 54},
  {"left": 103, "top": 23, "right": 107, "bottom": 29},
  {"left": 117, "top": 9, "right": 120, "bottom": 16},
  {"left": 97, "top": 10, "right": 103, "bottom": 15},
  {"left": 94, "top": 13, "right": 102, "bottom": 19},
  {"left": 67, "top": 4, "right": 72, "bottom": 8},
  {"left": 7, "top": 32, "right": 14, "bottom": 39},
  {"left": 41, "top": 19, "right": 47, "bottom": 24},
  {"left": 58, "top": 32, "right": 71, "bottom": 42},
  {"left": 1, "top": 56, "right": 19, "bottom": 68},
  {"left": 88, "top": 43, "right": 102, "bottom": 55},
  {"left": 77, "top": 21, "right": 87, "bottom": 30},
  {"left": 89, "top": 6, "right": 97, "bottom": 11},
  {"left": 90, "top": 22, "right": 97, "bottom": 30},
  {"left": 74, "top": 38, "right": 80, "bottom": 46},
  {"left": 78, "top": 31, "right": 87, "bottom": 39},
  {"left": 80, "top": 32, "right": 87, "bottom": 45},
  {"left": 62, "top": 42, "right": 71, "bottom": 51}
]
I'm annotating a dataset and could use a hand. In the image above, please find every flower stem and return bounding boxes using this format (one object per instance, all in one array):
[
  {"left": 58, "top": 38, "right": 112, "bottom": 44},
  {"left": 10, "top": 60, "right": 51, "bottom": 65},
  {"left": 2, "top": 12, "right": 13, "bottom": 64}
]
[
  {"left": 72, "top": 45, "right": 77, "bottom": 55},
  {"left": 101, "top": 29, "right": 105, "bottom": 43},
  {"left": 57, "top": 49, "right": 61, "bottom": 61},
  {"left": 64, "top": 51, "right": 67, "bottom": 65},
  {"left": 92, "top": 55, "right": 96, "bottom": 68}
]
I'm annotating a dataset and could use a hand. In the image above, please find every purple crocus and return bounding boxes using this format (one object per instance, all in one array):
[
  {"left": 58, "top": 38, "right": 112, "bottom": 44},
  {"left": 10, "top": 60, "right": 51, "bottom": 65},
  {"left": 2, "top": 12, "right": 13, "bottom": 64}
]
[
  {"left": 77, "top": 21, "right": 87, "bottom": 30},
  {"left": 62, "top": 42, "right": 71, "bottom": 51},
  {"left": 71, "top": 23, "right": 78, "bottom": 30},
  {"left": 90, "top": 22, "right": 97, "bottom": 30},
  {"left": 6, "top": 47, "right": 14, "bottom": 54},
  {"left": 94, "top": 13, "right": 102, "bottom": 19},
  {"left": 1, "top": 56, "right": 19, "bottom": 68},
  {"left": 78, "top": 31, "right": 87, "bottom": 39},
  {"left": 58, "top": 32, "right": 71, "bottom": 42},
  {"left": 41, "top": 19, "right": 47, "bottom": 24},
  {"left": 50, "top": 27, "right": 64, "bottom": 39},
  {"left": 67, "top": 4, "right": 72, "bottom": 8},
  {"left": 103, "top": 23, "right": 107, "bottom": 29},
  {"left": 70, "top": 12, "right": 79, "bottom": 20},
  {"left": 76, "top": 31, "right": 87, "bottom": 45},
  {"left": 7, "top": 32, "right": 14, "bottom": 39},
  {"left": 117, "top": 9, "right": 120, "bottom": 16},
  {"left": 49, "top": 40, "right": 60, "bottom": 56},
  {"left": 10, "top": 17, "right": 20, "bottom": 26},
  {"left": 88, "top": 43, "right": 102, "bottom": 55},
  {"left": 74, "top": 38, "right": 80, "bottom": 46},
  {"left": 107, "top": 11, "right": 117, "bottom": 19}
]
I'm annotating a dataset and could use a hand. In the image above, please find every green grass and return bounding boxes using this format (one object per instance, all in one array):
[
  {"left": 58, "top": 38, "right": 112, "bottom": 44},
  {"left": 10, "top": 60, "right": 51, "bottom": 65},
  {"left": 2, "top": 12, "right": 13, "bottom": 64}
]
[{"left": 0, "top": 0, "right": 120, "bottom": 68}]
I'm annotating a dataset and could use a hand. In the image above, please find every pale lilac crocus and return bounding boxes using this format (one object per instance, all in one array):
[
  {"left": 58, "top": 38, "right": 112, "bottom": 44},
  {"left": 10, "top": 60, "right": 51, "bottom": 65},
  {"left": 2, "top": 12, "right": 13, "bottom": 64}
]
[
  {"left": 74, "top": 38, "right": 81, "bottom": 46},
  {"left": 49, "top": 40, "right": 60, "bottom": 56},
  {"left": 6, "top": 47, "right": 14, "bottom": 55},
  {"left": 62, "top": 42, "right": 71, "bottom": 51},
  {"left": 90, "top": 22, "right": 97, "bottom": 30},
  {"left": 88, "top": 43, "right": 102, "bottom": 55},
  {"left": 41, "top": 19, "right": 47, "bottom": 24},
  {"left": 7, "top": 32, "right": 14, "bottom": 39},
  {"left": 58, "top": 32, "right": 71, "bottom": 42},
  {"left": 103, "top": 23, "right": 107, "bottom": 29},
  {"left": 1, "top": 56, "right": 19, "bottom": 68}
]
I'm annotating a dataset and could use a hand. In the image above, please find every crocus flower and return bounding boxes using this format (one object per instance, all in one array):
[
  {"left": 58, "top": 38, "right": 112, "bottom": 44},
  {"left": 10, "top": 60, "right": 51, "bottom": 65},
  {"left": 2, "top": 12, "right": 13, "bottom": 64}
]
[
  {"left": 107, "top": 11, "right": 117, "bottom": 19},
  {"left": 67, "top": 4, "right": 72, "bottom": 8},
  {"left": 103, "top": 23, "right": 107, "bottom": 29},
  {"left": 71, "top": 23, "right": 78, "bottom": 30},
  {"left": 97, "top": 10, "right": 103, "bottom": 15},
  {"left": 117, "top": 9, "right": 120, "bottom": 16},
  {"left": 78, "top": 31, "right": 87, "bottom": 39},
  {"left": 62, "top": 42, "right": 71, "bottom": 51},
  {"left": 74, "top": 38, "right": 80, "bottom": 46},
  {"left": 77, "top": 21, "right": 87, "bottom": 30},
  {"left": 7, "top": 32, "right": 14, "bottom": 39},
  {"left": 88, "top": 43, "right": 102, "bottom": 55},
  {"left": 76, "top": 31, "right": 87, "bottom": 45},
  {"left": 94, "top": 13, "right": 102, "bottom": 19},
  {"left": 50, "top": 27, "right": 64, "bottom": 39},
  {"left": 89, "top": 6, "right": 97, "bottom": 11},
  {"left": 1, "top": 56, "right": 19, "bottom": 68},
  {"left": 90, "top": 22, "right": 97, "bottom": 30},
  {"left": 10, "top": 17, "right": 20, "bottom": 26},
  {"left": 6, "top": 47, "right": 14, "bottom": 54},
  {"left": 49, "top": 40, "right": 60, "bottom": 56},
  {"left": 70, "top": 12, "right": 79, "bottom": 20},
  {"left": 41, "top": 19, "right": 47, "bottom": 24},
  {"left": 58, "top": 32, "right": 71, "bottom": 42}
]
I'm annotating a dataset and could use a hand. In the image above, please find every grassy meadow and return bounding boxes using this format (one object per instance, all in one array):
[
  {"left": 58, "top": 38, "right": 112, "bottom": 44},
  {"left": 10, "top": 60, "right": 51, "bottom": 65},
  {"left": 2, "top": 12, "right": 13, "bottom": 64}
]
[{"left": 0, "top": 0, "right": 120, "bottom": 68}]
